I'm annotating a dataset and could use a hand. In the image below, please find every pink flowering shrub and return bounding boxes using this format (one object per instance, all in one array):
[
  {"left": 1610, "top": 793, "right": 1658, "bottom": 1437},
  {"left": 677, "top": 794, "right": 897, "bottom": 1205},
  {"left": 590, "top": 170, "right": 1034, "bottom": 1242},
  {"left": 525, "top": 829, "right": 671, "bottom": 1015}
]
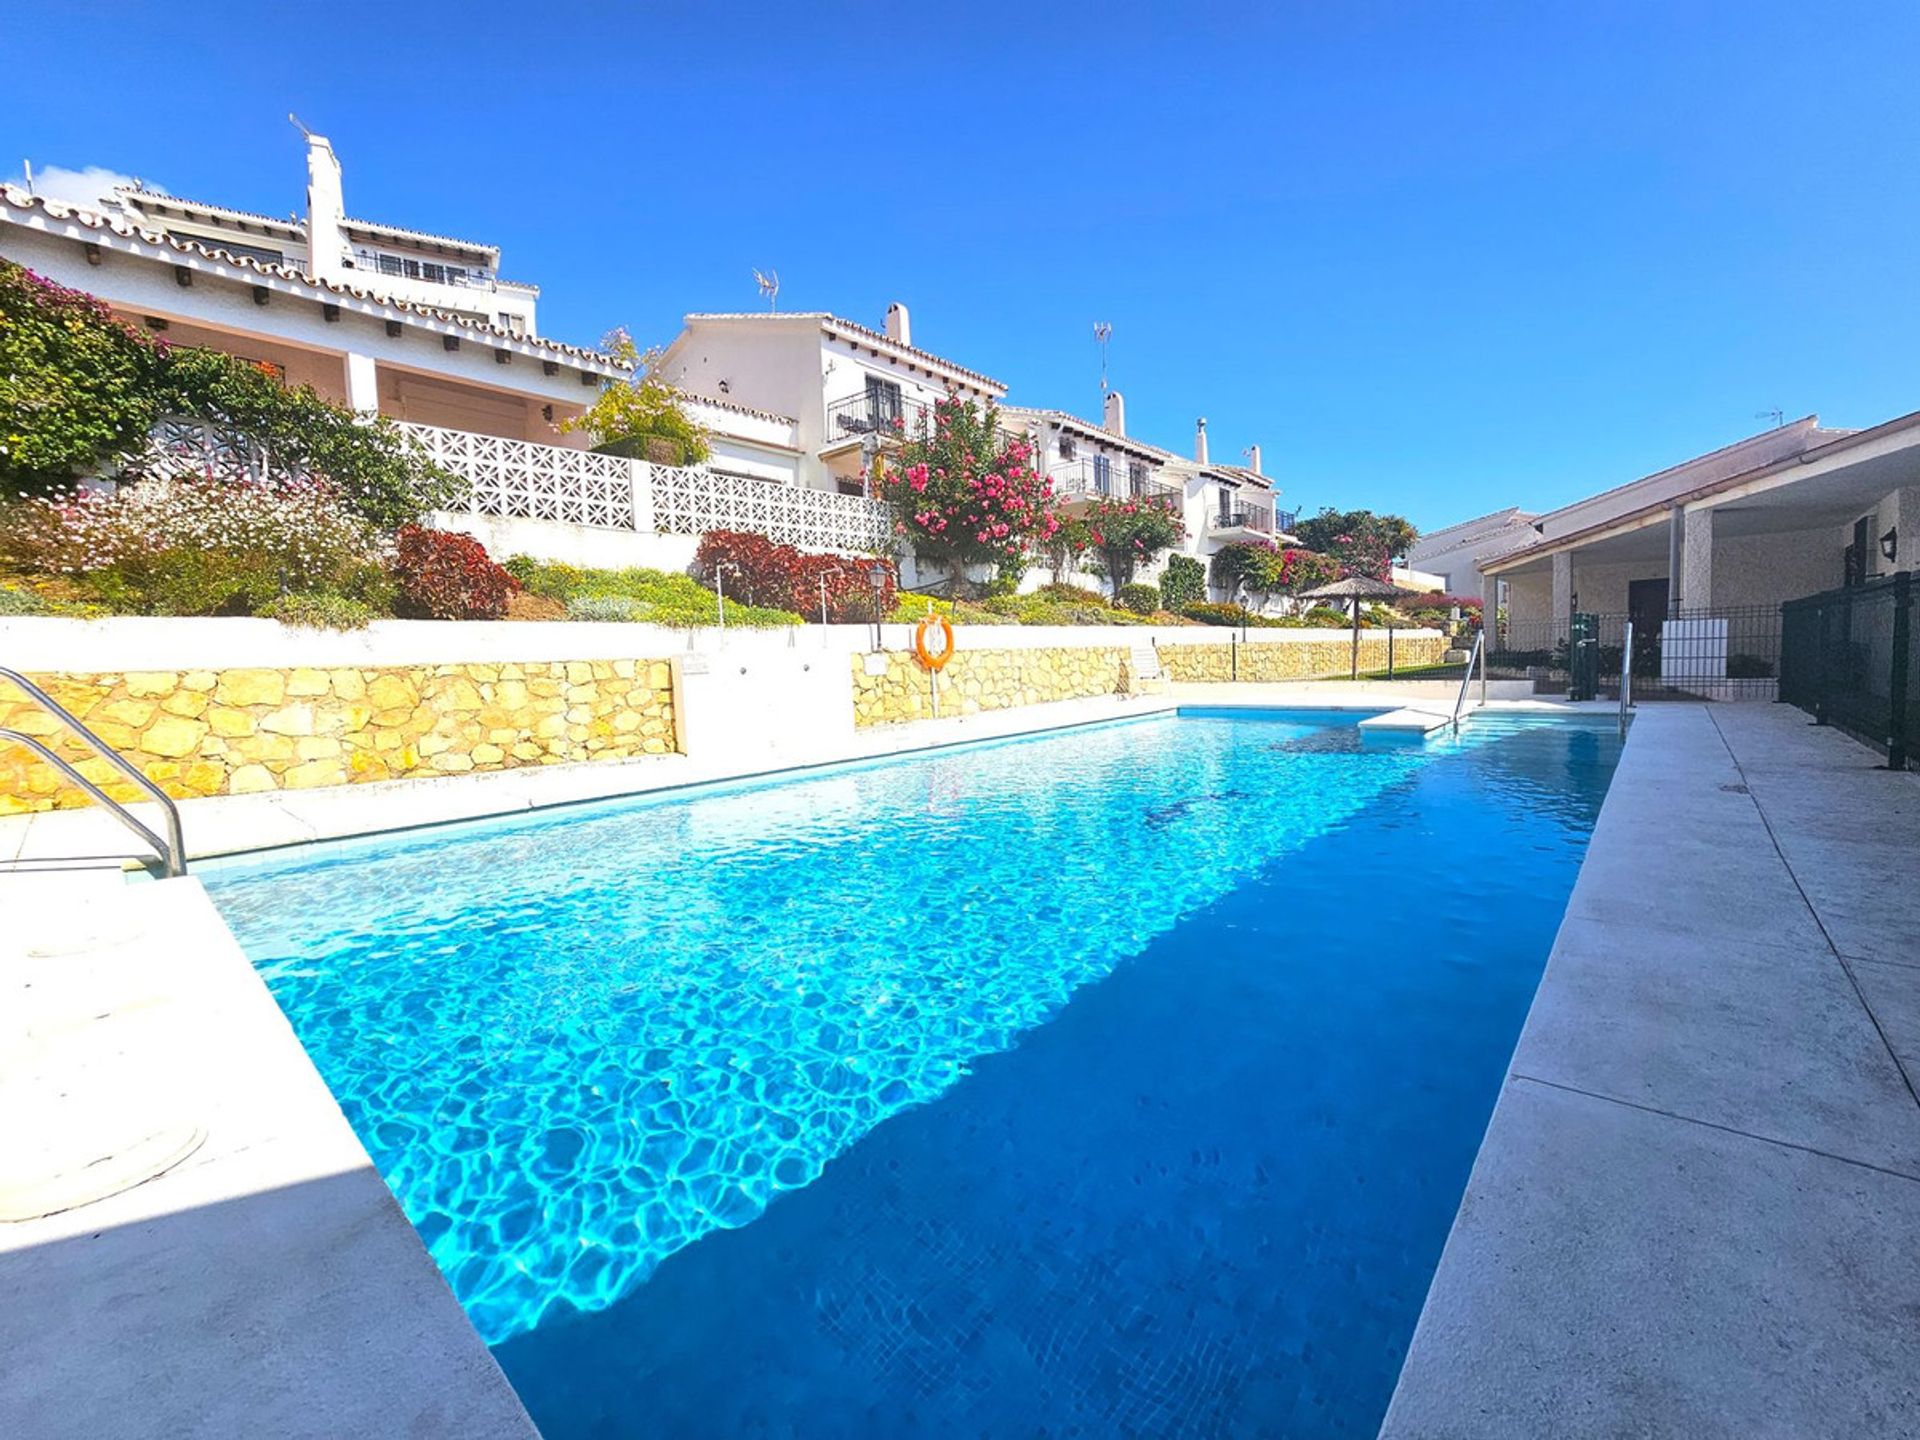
[
  {"left": 0, "top": 474, "right": 390, "bottom": 616},
  {"left": 1083, "top": 495, "right": 1185, "bottom": 593},
  {"left": 875, "top": 397, "right": 1058, "bottom": 591}
]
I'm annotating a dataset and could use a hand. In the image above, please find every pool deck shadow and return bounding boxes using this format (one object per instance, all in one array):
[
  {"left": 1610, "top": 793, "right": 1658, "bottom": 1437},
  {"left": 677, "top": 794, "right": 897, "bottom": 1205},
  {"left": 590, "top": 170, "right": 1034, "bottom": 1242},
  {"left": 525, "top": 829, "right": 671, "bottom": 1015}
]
[{"left": 1380, "top": 703, "right": 1920, "bottom": 1440}]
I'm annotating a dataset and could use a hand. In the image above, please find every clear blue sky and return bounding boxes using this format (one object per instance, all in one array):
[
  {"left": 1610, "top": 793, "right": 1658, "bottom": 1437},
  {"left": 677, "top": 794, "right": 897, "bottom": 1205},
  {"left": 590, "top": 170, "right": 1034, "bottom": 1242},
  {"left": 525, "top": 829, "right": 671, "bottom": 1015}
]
[{"left": 7, "top": 2, "right": 1918, "bottom": 532}]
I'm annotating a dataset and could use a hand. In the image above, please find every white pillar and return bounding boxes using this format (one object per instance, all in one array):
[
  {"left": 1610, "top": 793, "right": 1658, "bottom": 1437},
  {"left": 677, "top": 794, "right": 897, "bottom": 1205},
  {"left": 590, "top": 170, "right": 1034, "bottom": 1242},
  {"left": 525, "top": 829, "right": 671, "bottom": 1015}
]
[
  {"left": 1888, "top": 487, "right": 1920, "bottom": 575},
  {"left": 1682, "top": 505, "right": 1715, "bottom": 613},
  {"left": 344, "top": 351, "right": 378, "bottom": 415},
  {"left": 1551, "top": 550, "right": 1574, "bottom": 644},
  {"left": 1480, "top": 569, "right": 1501, "bottom": 645}
]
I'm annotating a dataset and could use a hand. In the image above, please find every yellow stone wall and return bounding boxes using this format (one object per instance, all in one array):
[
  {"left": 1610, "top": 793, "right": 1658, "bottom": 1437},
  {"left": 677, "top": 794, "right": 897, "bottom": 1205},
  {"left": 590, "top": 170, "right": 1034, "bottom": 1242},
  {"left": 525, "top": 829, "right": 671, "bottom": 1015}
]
[
  {"left": 851, "top": 647, "right": 1130, "bottom": 727},
  {"left": 0, "top": 660, "right": 677, "bottom": 815},
  {"left": 1158, "top": 633, "right": 1446, "bottom": 682}
]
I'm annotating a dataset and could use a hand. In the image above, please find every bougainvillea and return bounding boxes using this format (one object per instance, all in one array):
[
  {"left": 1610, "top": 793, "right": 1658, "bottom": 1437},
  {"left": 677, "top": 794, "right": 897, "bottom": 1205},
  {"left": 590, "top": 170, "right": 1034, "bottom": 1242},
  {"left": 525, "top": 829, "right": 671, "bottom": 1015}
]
[
  {"left": 692, "top": 529, "right": 896, "bottom": 621},
  {"left": 0, "top": 259, "right": 458, "bottom": 524},
  {"left": 391, "top": 525, "right": 519, "bottom": 620},
  {"left": 875, "top": 397, "right": 1058, "bottom": 589},
  {"left": 0, "top": 260, "right": 169, "bottom": 495},
  {"left": 1082, "top": 495, "right": 1184, "bottom": 593}
]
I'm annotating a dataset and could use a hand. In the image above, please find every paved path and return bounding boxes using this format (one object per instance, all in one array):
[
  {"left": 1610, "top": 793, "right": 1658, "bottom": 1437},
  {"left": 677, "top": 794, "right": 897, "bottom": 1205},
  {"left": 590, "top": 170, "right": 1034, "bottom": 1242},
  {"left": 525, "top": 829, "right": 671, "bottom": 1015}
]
[{"left": 1382, "top": 703, "right": 1920, "bottom": 1439}]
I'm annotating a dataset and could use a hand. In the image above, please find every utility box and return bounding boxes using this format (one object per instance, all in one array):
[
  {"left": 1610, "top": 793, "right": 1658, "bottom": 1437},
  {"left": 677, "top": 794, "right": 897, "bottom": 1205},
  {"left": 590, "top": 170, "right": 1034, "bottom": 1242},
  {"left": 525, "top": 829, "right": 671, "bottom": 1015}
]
[{"left": 1568, "top": 612, "right": 1600, "bottom": 701}]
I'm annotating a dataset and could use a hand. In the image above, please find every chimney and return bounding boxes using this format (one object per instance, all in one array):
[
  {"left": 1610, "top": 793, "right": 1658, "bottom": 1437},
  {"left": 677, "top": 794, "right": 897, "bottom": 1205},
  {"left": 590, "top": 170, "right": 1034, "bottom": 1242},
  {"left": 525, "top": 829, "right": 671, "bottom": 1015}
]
[
  {"left": 304, "top": 133, "right": 346, "bottom": 283},
  {"left": 1194, "top": 417, "right": 1209, "bottom": 465},
  {"left": 1103, "top": 390, "right": 1126, "bottom": 436},
  {"left": 885, "top": 301, "right": 911, "bottom": 347},
  {"left": 1246, "top": 443, "right": 1262, "bottom": 476}
]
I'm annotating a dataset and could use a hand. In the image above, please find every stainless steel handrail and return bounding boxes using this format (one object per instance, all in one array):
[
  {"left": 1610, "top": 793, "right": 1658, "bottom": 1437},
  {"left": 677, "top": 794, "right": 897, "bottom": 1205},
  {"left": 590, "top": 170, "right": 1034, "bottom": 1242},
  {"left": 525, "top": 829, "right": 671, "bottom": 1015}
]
[
  {"left": 1451, "top": 629, "right": 1485, "bottom": 730},
  {"left": 0, "top": 666, "right": 186, "bottom": 876},
  {"left": 1619, "top": 620, "right": 1634, "bottom": 737}
]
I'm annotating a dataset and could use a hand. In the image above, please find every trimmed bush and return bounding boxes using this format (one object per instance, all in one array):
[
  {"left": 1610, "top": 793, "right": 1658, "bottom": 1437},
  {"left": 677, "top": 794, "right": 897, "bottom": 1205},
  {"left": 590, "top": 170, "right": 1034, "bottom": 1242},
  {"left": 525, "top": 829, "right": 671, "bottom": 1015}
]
[
  {"left": 391, "top": 526, "right": 518, "bottom": 621},
  {"left": 1160, "top": 555, "right": 1204, "bottom": 611},
  {"left": 691, "top": 529, "right": 895, "bottom": 621},
  {"left": 1117, "top": 582, "right": 1161, "bottom": 615},
  {"left": 262, "top": 592, "right": 376, "bottom": 630}
]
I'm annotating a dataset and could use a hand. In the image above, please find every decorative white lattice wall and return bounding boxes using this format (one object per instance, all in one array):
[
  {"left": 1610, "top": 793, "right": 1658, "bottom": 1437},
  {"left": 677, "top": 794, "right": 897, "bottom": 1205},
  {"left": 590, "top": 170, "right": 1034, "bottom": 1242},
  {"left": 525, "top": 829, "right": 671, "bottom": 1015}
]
[
  {"left": 649, "top": 467, "right": 892, "bottom": 553},
  {"left": 139, "top": 419, "right": 896, "bottom": 556}
]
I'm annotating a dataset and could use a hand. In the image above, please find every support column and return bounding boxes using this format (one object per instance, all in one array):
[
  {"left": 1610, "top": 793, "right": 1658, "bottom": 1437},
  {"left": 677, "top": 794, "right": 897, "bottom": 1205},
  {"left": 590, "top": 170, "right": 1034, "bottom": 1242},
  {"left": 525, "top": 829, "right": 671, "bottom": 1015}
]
[
  {"left": 344, "top": 352, "right": 379, "bottom": 415},
  {"left": 1480, "top": 569, "right": 1501, "bottom": 647},
  {"left": 1682, "top": 505, "right": 1715, "bottom": 613},
  {"left": 1667, "top": 503, "right": 1685, "bottom": 612},
  {"left": 1888, "top": 486, "right": 1920, "bottom": 576},
  {"left": 1552, "top": 550, "right": 1574, "bottom": 645}
]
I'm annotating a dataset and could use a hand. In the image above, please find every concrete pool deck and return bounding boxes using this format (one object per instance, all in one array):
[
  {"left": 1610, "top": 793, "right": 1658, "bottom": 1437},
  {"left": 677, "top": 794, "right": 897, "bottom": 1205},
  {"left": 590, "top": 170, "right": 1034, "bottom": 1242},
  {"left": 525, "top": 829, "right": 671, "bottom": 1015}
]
[{"left": 1382, "top": 702, "right": 1920, "bottom": 1439}]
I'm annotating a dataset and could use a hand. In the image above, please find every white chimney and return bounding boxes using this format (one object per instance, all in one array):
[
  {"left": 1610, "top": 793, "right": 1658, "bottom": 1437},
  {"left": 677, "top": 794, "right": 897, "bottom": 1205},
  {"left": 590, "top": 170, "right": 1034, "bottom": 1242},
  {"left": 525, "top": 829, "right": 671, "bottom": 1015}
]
[
  {"left": 1194, "top": 417, "right": 1210, "bottom": 465},
  {"left": 304, "top": 133, "right": 346, "bottom": 283},
  {"left": 1246, "top": 443, "right": 1262, "bottom": 476},
  {"left": 1103, "top": 390, "right": 1126, "bottom": 436},
  {"left": 885, "top": 301, "right": 911, "bottom": 347}
]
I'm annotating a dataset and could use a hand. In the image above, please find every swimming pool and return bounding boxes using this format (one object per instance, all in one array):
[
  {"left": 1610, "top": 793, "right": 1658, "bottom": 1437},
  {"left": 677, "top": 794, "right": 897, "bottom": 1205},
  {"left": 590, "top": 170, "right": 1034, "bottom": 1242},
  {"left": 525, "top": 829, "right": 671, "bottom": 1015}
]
[{"left": 206, "top": 708, "right": 1621, "bottom": 1437}]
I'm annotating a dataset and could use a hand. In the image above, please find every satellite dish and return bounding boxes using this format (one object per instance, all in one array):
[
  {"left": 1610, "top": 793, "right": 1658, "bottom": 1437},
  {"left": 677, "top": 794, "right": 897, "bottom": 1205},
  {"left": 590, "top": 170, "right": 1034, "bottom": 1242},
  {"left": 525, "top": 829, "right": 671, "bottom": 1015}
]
[{"left": 753, "top": 268, "right": 780, "bottom": 312}]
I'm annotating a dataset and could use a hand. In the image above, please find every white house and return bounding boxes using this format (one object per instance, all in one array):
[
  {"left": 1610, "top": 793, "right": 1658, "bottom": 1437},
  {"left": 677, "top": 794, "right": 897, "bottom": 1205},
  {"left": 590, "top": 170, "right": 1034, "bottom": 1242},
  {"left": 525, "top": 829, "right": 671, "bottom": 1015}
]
[
  {"left": 2, "top": 133, "right": 624, "bottom": 443},
  {"left": 1404, "top": 507, "right": 1539, "bottom": 597},
  {"left": 657, "top": 305, "right": 1006, "bottom": 496}
]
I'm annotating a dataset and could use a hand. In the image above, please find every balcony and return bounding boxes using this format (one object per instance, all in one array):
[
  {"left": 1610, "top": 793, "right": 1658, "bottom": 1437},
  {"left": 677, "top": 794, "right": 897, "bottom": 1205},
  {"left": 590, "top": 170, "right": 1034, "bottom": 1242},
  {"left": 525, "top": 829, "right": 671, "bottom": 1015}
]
[
  {"left": 823, "top": 391, "right": 932, "bottom": 450},
  {"left": 1208, "top": 499, "right": 1276, "bottom": 537},
  {"left": 1048, "top": 456, "right": 1180, "bottom": 508}
]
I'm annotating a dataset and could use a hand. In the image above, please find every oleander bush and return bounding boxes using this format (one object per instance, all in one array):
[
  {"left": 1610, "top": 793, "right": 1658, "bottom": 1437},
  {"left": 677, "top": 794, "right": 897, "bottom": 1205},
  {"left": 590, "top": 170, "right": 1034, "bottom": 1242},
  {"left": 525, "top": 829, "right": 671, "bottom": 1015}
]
[{"left": 391, "top": 525, "right": 518, "bottom": 621}]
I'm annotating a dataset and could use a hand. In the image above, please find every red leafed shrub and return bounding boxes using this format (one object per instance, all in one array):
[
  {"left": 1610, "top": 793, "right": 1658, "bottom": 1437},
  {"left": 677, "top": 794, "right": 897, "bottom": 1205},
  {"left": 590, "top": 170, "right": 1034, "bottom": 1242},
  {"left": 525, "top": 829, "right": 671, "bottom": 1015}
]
[
  {"left": 391, "top": 524, "right": 519, "bottom": 620},
  {"left": 692, "top": 529, "right": 896, "bottom": 622}
]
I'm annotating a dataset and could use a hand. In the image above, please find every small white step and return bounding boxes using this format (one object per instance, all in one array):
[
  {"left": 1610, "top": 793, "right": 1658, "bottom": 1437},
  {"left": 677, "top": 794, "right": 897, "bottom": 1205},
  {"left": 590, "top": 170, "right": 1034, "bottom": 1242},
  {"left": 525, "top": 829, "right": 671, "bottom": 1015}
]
[{"left": 1359, "top": 706, "right": 1455, "bottom": 735}]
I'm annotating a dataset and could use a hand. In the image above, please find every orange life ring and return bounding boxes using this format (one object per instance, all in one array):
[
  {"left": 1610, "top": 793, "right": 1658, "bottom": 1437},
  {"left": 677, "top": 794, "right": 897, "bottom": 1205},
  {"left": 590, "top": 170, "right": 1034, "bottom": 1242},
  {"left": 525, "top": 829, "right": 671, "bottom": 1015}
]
[{"left": 913, "top": 613, "right": 956, "bottom": 670}]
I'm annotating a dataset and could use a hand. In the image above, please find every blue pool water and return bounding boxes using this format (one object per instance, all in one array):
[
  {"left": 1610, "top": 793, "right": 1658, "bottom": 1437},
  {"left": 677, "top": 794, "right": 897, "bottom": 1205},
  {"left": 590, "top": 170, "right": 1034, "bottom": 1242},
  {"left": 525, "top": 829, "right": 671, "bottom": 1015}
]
[{"left": 204, "top": 709, "right": 1621, "bottom": 1437}]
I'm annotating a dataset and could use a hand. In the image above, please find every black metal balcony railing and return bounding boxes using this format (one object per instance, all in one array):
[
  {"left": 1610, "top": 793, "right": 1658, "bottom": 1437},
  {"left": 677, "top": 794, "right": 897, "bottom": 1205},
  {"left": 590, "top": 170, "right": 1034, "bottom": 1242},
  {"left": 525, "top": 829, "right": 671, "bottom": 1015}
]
[
  {"left": 1213, "top": 502, "right": 1275, "bottom": 534},
  {"left": 1048, "top": 457, "right": 1180, "bottom": 505},
  {"left": 825, "top": 391, "right": 932, "bottom": 445}
]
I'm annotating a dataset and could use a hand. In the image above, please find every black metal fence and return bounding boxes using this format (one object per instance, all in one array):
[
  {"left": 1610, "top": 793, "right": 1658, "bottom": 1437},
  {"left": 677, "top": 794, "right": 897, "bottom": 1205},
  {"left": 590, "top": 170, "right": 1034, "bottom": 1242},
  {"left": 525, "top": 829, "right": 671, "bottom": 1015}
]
[
  {"left": 1780, "top": 573, "right": 1915, "bottom": 769},
  {"left": 1487, "top": 605, "right": 1784, "bottom": 702}
]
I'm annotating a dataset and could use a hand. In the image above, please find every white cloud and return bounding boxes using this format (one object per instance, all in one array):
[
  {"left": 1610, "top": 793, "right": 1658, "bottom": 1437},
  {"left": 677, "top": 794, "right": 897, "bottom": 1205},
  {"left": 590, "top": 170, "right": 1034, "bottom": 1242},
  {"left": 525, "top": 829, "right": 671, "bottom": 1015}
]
[{"left": 8, "top": 163, "right": 161, "bottom": 212}]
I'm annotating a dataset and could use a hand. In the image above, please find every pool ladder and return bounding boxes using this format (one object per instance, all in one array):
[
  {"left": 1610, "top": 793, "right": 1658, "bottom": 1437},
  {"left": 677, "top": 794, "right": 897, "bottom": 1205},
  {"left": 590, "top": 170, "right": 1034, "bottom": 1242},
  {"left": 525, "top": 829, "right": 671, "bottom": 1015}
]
[
  {"left": 1449, "top": 631, "right": 1486, "bottom": 731},
  {"left": 0, "top": 665, "right": 187, "bottom": 877}
]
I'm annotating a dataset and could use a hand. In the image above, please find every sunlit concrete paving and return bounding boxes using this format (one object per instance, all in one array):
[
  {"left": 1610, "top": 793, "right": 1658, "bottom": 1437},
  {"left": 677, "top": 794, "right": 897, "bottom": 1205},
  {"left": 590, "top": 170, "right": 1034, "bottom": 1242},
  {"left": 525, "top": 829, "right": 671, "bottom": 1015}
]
[
  {"left": 1382, "top": 703, "right": 1920, "bottom": 1439},
  {"left": 0, "top": 871, "right": 537, "bottom": 1439}
]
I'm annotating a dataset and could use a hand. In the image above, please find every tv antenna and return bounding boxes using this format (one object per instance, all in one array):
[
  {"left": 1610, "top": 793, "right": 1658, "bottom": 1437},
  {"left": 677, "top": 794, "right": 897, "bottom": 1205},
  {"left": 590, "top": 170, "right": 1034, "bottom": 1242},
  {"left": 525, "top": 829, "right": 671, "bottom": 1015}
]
[
  {"left": 753, "top": 268, "right": 780, "bottom": 312},
  {"left": 1755, "top": 407, "right": 1784, "bottom": 429},
  {"left": 1093, "top": 322, "right": 1113, "bottom": 392},
  {"left": 288, "top": 113, "right": 314, "bottom": 139}
]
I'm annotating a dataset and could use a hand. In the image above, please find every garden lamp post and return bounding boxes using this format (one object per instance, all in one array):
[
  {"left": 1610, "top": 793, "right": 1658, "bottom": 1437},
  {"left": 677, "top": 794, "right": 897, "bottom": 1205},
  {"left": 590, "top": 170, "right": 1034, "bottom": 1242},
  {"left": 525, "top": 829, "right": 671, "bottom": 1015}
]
[
  {"left": 867, "top": 565, "right": 889, "bottom": 651},
  {"left": 713, "top": 561, "right": 741, "bottom": 629}
]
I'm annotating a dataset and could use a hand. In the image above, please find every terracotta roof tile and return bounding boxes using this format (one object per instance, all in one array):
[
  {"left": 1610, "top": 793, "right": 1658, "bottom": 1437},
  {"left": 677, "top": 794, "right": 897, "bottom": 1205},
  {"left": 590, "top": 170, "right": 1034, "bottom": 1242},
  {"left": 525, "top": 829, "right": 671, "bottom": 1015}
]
[{"left": 0, "top": 186, "right": 620, "bottom": 373}]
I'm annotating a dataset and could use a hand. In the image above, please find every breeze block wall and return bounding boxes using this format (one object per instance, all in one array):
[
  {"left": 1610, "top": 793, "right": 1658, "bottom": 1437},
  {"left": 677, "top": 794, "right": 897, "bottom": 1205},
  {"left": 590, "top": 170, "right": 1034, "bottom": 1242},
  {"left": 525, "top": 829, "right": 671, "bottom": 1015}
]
[
  {"left": 1156, "top": 633, "right": 1447, "bottom": 682},
  {"left": 0, "top": 659, "right": 677, "bottom": 815},
  {"left": 851, "top": 646, "right": 1131, "bottom": 727}
]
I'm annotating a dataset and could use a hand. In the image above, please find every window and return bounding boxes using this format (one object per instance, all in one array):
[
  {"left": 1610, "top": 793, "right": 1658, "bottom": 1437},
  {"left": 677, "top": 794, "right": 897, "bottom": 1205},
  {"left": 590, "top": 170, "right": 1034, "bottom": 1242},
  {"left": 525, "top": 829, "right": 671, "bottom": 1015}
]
[
  {"left": 1845, "top": 515, "right": 1871, "bottom": 587},
  {"left": 1093, "top": 454, "right": 1114, "bottom": 495},
  {"left": 1128, "top": 460, "right": 1148, "bottom": 494},
  {"left": 865, "top": 375, "right": 902, "bottom": 426},
  {"left": 1059, "top": 434, "right": 1077, "bottom": 461},
  {"left": 421, "top": 262, "right": 447, "bottom": 284},
  {"left": 377, "top": 254, "right": 404, "bottom": 277}
]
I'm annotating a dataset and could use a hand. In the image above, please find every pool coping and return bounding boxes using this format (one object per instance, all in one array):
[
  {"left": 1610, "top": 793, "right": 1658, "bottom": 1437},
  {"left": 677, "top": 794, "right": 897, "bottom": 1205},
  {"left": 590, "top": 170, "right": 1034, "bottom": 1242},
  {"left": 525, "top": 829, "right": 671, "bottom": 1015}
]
[
  {"left": 1378, "top": 703, "right": 1920, "bottom": 1438},
  {"left": 0, "top": 686, "right": 1611, "bottom": 870}
]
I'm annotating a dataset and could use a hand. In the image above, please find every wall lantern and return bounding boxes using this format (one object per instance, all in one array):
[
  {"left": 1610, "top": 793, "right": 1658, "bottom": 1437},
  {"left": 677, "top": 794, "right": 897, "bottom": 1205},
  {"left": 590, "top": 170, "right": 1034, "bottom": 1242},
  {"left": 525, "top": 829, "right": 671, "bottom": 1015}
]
[{"left": 1881, "top": 527, "right": 1899, "bottom": 563}]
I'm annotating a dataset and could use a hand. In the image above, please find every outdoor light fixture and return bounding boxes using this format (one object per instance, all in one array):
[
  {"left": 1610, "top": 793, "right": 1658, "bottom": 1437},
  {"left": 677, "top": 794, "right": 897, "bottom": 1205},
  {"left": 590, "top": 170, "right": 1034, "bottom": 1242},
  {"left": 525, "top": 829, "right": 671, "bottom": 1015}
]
[
  {"left": 867, "top": 565, "right": 889, "bottom": 650},
  {"left": 1881, "top": 527, "right": 1898, "bottom": 563}
]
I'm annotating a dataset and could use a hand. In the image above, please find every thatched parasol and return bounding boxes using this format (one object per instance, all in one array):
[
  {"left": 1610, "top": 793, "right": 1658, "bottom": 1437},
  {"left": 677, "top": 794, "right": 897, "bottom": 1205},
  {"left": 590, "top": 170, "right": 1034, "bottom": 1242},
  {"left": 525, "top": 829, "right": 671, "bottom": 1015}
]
[{"left": 1297, "top": 575, "right": 1416, "bottom": 678}]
